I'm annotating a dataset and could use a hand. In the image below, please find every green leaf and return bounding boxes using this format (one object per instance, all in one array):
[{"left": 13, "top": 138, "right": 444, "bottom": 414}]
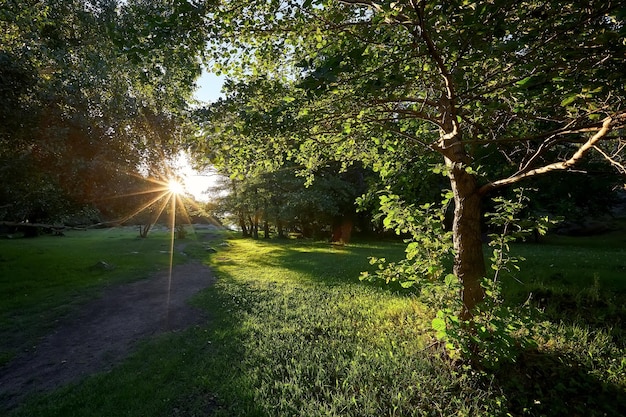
[
  {"left": 432, "top": 317, "right": 447, "bottom": 332},
  {"left": 444, "top": 274, "right": 457, "bottom": 287},
  {"left": 560, "top": 94, "right": 578, "bottom": 107}
]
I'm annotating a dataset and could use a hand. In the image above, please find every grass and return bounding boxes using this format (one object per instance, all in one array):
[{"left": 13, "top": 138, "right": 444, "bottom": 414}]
[
  {"left": 503, "top": 230, "right": 626, "bottom": 342},
  {"left": 504, "top": 230, "right": 626, "bottom": 296},
  {"left": 2, "top": 228, "right": 626, "bottom": 416},
  {"left": 0, "top": 227, "right": 190, "bottom": 365}
]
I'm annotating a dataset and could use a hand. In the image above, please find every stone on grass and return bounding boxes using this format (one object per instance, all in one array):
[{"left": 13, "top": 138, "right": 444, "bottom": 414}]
[{"left": 89, "top": 261, "right": 115, "bottom": 271}]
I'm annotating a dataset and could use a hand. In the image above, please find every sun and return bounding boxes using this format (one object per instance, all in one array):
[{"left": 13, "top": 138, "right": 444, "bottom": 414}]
[{"left": 167, "top": 178, "right": 185, "bottom": 195}]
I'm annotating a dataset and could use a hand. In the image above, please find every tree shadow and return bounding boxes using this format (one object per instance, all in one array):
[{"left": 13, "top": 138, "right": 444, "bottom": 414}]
[
  {"left": 532, "top": 286, "right": 625, "bottom": 328},
  {"left": 493, "top": 349, "right": 626, "bottom": 416},
  {"left": 496, "top": 281, "right": 626, "bottom": 415}
]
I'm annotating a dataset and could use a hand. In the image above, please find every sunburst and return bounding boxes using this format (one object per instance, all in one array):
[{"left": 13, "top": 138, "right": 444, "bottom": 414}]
[{"left": 93, "top": 165, "right": 220, "bottom": 328}]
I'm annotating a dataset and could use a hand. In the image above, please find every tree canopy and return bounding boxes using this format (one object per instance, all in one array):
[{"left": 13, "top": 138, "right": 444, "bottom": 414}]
[
  {"left": 0, "top": 0, "right": 209, "bottom": 227},
  {"left": 197, "top": 0, "right": 626, "bottom": 315}
]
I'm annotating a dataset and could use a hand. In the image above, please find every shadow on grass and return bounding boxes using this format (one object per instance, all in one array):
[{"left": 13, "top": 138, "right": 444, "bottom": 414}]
[
  {"left": 243, "top": 238, "right": 411, "bottom": 288},
  {"left": 530, "top": 286, "right": 626, "bottom": 339},
  {"left": 494, "top": 350, "right": 626, "bottom": 416},
  {"left": 198, "top": 236, "right": 626, "bottom": 416},
  {"left": 496, "top": 279, "right": 626, "bottom": 415}
]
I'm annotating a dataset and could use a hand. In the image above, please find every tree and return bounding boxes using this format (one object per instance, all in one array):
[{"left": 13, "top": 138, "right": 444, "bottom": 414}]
[
  {"left": 0, "top": 0, "right": 208, "bottom": 227},
  {"left": 201, "top": 0, "right": 626, "bottom": 316},
  {"left": 205, "top": 163, "right": 372, "bottom": 240}
]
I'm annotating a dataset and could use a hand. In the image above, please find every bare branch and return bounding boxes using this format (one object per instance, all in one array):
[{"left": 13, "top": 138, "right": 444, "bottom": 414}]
[
  {"left": 463, "top": 117, "right": 615, "bottom": 146},
  {"left": 479, "top": 112, "right": 626, "bottom": 195},
  {"left": 593, "top": 144, "right": 626, "bottom": 175}
]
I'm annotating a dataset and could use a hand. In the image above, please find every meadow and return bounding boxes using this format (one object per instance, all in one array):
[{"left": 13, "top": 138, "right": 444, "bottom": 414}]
[{"left": 1, "top": 227, "right": 625, "bottom": 416}]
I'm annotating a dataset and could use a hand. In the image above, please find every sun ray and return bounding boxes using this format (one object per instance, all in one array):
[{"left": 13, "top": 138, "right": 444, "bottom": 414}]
[
  {"left": 97, "top": 187, "right": 170, "bottom": 201},
  {"left": 148, "top": 191, "right": 174, "bottom": 230},
  {"left": 109, "top": 190, "right": 170, "bottom": 225},
  {"left": 165, "top": 191, "right": 176, "bottom": 328},
  {"left": 68, "top": 157, "right": 226, "bottom": 328}
]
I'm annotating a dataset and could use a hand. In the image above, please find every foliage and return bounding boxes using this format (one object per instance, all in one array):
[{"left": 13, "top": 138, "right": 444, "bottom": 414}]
[
  {"left": 362, "top": 188, "right": 553, "bottom": 367},
  {"left": 200, "top": 0, "right": 626, "bottom": 314},
  {"left": 201, "top": 142, "right": 374, "bottom": 239},
  {"left": 433, "top": 277, "right": 539, "bottom": 369},
  {"left": 486, "top": 188, "right": 561, "bottom": 281},
  {"left": 0, "top": 0, "right": 207, "bottom": 225},
  {"left": 360, "top": 191, "right": 453, "bottom": 287},
  {"left": 434, "top": 189, "right": 556, "bottom": 367}
]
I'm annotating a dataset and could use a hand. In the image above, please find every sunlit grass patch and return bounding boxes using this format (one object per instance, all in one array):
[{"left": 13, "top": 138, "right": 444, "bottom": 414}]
[{"left": 194, "top": 238, "right": 505, "bottom": 416}]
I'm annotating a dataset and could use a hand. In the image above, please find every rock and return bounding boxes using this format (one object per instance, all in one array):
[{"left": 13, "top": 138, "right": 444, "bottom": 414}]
[{"left": 89, "top": 261, "right": 115, "bottom": 271}]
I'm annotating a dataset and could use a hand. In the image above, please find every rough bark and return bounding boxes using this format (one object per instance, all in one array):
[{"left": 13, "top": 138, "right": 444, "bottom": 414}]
[{"left": 447, "top": 161, "right": 486, "bottom": 319}]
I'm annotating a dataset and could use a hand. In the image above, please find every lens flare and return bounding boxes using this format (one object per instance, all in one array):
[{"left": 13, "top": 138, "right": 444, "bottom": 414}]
[
  {"left": 90, "top": 163, "right": 222, "bottom": 329},
  {"left": 167, "top": 178, "right": 185, "bottom": 195}
]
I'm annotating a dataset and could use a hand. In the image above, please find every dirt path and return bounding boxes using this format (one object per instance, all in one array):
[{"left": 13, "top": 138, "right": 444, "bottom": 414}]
[{"left": 0, "top": 259, "right": 215, "bottom": 410}]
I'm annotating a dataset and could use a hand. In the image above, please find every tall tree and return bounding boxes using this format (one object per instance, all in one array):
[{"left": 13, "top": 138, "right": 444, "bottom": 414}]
[
  {"left": 201, "top": 0, "right": 626, "bottom": 316},
  {"left": 0, "top": 0, "right": 208, "bottom": 226}
]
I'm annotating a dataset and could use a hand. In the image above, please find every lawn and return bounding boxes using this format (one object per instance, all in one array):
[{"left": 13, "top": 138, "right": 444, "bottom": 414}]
[
  {"left": 1, "top": 227, "right": 625, "bottom": 416},
  {"left": 0, "top": 227, "right": 189, "bottom": 366}
]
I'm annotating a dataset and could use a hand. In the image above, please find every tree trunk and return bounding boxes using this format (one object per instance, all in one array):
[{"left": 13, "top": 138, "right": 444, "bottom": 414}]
[
  {"left": 263, "top": 202, "right": 270, "bottom": 238},
  {"left": 238, "top": 211, "right": 248, "bottom": 237},
  {"left": 277, "top": 218, "right": 285, "bottom": 238},
  {"left": 447, "top": 160, "right": 486, "bottom": 319},
  {"left": 251, "top": 214, "right": 259, "bottom": 239},
  {"left": 139, "top": 223, "right": 152, "bottom": 238},
  {"left": 331, "top": 216, "right": 353, "bottom": 244},
  {"left": 263, "top": 218, "right": 270, "bottom": 239}
]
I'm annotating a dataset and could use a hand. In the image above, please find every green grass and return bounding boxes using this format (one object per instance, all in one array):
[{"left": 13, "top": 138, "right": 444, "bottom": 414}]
[
  {"left": 2, "top": 229, "right": 626, "bottom": 416},
  {"left": 505, "top": 230, "right": 626, "bottom": 295},
  {"left": 503, "top": 230, "right": 626, "bottom": 335}
]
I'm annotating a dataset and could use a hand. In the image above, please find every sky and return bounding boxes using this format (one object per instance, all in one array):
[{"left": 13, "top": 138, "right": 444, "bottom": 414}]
[
  {"left": 194, "top": 69, "right": 225, "bottom": 103},
  {"left": 178, "top": 69, "right": 226, "bottom": 201},
  {"left": 176, "top": 153, "right": 224, "bottom": 202}
]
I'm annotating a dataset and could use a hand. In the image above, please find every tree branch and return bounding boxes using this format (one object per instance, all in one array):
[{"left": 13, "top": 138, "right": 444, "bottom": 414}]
[
  {"left": 478, "top": 112, "right": 626, "bottom": 195},
  {"left": 593, "top": 144, "right": 626, "bottom": 175}
]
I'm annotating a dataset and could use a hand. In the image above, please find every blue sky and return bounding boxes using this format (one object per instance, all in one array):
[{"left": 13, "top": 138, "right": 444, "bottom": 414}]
[
  {"left": 194, "top": 69, "right": 225, "bottom": 103},
  {"left": 183, "top": 69, "right": 227, "bottom": 201}
]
